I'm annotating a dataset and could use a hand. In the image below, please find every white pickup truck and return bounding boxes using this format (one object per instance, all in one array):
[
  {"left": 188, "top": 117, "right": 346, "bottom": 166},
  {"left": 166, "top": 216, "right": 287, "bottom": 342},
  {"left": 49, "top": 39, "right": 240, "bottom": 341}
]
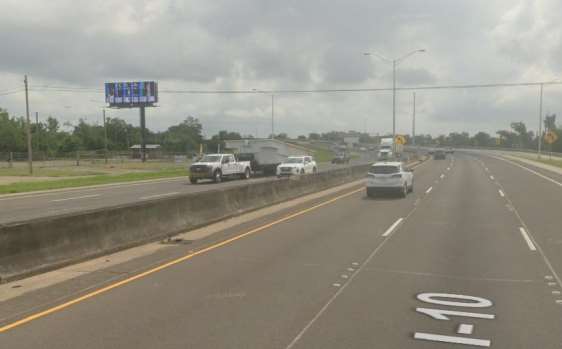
[{"left": 189, "top": 154, "right": 252, "bottom": 184}]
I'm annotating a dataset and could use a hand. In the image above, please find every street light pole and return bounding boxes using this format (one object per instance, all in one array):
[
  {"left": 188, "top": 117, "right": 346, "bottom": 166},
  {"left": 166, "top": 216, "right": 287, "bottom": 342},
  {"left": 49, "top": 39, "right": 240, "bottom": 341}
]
[
  {"left": 412, "top": 92, "right": 416, "bottom": 146},
  {"left": 392, "top": 60, "right": 397, "bottom": 154},
  {"left": 538, "top": 83, "right": 543, "bottom": 159},
  {"left": 364, "top": 49, "right": 425, "bottom": 157}
]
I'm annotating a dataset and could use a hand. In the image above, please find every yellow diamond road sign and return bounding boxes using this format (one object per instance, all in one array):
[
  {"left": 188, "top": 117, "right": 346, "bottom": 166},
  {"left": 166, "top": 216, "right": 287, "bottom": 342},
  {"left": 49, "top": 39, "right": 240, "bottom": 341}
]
[
  {"left": 544, "top": 131, "right": 558, "bottom": 144},
  {"left": 395, "top": 135, "right": 406, "bottom": 145}
]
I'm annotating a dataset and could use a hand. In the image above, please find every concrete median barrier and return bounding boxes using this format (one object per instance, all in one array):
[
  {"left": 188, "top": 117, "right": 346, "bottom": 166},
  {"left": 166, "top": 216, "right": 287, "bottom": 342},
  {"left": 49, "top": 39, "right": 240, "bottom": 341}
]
[{"left": 0, "top": 164, "right": 373, "bottom": 283}]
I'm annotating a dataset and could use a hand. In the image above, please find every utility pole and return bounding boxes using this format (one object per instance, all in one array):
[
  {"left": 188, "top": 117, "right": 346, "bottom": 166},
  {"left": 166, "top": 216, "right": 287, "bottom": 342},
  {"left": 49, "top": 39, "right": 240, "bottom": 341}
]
[
  {"left": 412, "top": 92, "right": 416, "bottom": 146},
  {"left": 271, "top": 94, "right": 275, "bottom": 139},
  {"left": 103, "top": 108, "right": 108, "bottom": 164},
  {"left": 392, "top": 60, "right": 397, "bottom": 154},
  {"left": 538, "top": 83, "right": 543, "bottom": 159},
  {"left": 24, "top": 75, "right": 33, "bottom": 174}
]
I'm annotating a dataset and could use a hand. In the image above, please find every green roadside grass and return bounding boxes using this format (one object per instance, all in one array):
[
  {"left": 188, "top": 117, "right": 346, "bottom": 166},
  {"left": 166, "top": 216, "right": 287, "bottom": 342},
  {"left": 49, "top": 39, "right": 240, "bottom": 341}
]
[
  {"left": 509, "top": 153, "right": 562, "bottom": 169},
  {"left": 0, "top": 168, "right": 188, "bottom": 195},
  {"left": 535, "top": 158, "right": 562, "bottom": 169},
  {"left": 313, "top": 148, "right": 335, "bottom": 163}
]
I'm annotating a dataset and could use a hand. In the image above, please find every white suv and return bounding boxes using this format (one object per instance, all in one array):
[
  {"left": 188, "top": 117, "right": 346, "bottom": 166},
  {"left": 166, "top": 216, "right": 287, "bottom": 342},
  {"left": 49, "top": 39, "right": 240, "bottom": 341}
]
[
  {"left": 277, "top": 156, "right": 317, "bottom": 177},
  {"left": 366, "top": 161, "right": 413, "bottom": 198}
]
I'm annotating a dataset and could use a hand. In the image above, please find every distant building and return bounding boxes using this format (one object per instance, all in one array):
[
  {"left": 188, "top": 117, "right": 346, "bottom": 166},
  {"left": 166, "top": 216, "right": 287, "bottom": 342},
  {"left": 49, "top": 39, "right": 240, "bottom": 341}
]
[{"left": 130, "top": 144, "right": 162, "bottom": 159}]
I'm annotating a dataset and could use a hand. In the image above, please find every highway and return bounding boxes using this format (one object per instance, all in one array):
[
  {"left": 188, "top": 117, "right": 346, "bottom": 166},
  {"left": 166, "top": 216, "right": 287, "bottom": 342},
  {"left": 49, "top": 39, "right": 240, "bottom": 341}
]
[
  {"left": 1, "top": 152, "right": 562, "bottom": 348},
  {"left": 0, "top": 160, "right": 371, "bottom": 224}
]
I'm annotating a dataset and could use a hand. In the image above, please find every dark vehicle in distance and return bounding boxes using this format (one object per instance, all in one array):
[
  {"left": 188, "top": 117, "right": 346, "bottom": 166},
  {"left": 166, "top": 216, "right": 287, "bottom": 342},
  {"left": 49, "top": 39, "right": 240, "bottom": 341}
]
[
  {"left": 331, "top": 153, "right": 351, "bottom": 164},
  {"left": 433, "top": 149, "right": 446, "bottom": 160}
]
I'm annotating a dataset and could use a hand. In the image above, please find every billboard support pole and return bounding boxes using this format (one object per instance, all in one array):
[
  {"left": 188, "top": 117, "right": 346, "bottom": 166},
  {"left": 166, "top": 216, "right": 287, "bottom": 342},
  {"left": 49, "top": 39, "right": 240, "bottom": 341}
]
[{"left": 140, "top": 106, "right": 146, "bottom": 162}]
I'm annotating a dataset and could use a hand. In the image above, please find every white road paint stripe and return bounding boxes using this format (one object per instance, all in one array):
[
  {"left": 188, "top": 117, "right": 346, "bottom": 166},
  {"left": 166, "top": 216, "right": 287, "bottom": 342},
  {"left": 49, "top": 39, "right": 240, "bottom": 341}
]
[
  {"left": 440, "top": 174, "right": 445, "bottom": 179},
  {"left": 491, "top": 155, "right": 562, "bottom": 187},
  {"left": 51, "top": 194, "right": 100, "bottom": 202},
  {"left": 519, "top": 227, "right": 537, "bottom": 251},
  {"left": 382, "top": 218, "right": 404, "bottom": 237},
  {"left": 425, "top": 187, "right": 433, "bottom": 194},
  {"left": 457, "top": 323, "right": 474, "bottom": 335},
  {"left": 498, "top": 190, "right": 505, "bottom": 197},
  {"left": 285, "top": 204, "right": 421, "bottom": 349},
  {"left": 414, "top": 332, "right": 490, "bottom": 347},
  {"left": 485, "top": 167, "right": 489, "bottom": 172},
  {"left": 140, "top": 192, "right": 180, "bottom": 200},
  {"left": 446, "top": 167, "right": 450, "bottom": 171},
  {"left": 490, "top": 175, "right": 495, "bottom": 180}
]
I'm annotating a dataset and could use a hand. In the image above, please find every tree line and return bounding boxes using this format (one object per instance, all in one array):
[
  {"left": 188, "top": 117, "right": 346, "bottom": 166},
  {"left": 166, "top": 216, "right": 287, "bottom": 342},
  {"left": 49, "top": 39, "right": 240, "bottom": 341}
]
[{"left": 1, "top": 107, "right": 560, "bottom": 155}]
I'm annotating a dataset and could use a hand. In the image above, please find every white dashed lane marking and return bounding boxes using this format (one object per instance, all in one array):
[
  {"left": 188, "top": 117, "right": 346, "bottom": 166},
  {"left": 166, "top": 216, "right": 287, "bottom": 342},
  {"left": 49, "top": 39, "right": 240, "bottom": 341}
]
[
  {"left": 425, "top": 187, "right": 433, "bottom": 194},
  {"left": 519, "top": 227, "right": 537, "bottom": 251},
  {"left": 498, "top": 190, "right": 505, "bottom": 197},
  {"left": 51, "top": 194, "right": 100, "bottom": 202},
  {"left": 382, "top": 218, "right": 404, "bottom": 237}
]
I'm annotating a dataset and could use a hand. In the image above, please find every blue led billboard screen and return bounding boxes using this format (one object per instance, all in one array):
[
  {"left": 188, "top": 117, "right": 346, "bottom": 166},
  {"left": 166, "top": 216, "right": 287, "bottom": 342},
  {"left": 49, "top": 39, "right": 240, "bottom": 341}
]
[{"left": 105, "top": 81, "right": 158, "bottom": 108}]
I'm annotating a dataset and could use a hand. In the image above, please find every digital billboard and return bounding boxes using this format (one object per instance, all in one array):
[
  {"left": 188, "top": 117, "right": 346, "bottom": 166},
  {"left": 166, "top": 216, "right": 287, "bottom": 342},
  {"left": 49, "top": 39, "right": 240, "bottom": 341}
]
[{"left": 105, "top": 81, "right": 158, "bottom": 108}]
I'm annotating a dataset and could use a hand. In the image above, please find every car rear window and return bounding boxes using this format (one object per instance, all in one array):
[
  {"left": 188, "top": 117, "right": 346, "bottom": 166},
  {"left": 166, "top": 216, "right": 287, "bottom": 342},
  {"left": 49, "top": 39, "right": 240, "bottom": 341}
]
[{"left": 371, "top": 165, "right": 400, "bottom": 174}]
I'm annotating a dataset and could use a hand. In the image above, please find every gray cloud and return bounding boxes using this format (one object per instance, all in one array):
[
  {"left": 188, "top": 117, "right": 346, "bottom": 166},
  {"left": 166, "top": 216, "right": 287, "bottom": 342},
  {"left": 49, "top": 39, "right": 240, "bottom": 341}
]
[{"left": 1, "top": 0, "right": 562, "bottom": 137}]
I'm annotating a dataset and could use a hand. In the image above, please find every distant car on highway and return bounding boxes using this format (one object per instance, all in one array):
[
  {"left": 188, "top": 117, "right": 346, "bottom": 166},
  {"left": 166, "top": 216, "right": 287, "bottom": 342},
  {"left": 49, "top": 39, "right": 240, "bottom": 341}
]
[
  {"left": 331, "top": 153, "right": 351, "bottom": 164},
  {"left": 433, "top": 149, "right": 446, "bottom": 160},
  {"left": 189, "top": 154, "right": 252, "bottom": 184},
  {"left": 277, "top": 156, "right": 317, "bottom": 177},
  {"left": 446, "top": 147, "right": 455, "bottom": 154},
  {"left": 366, "top": 161, "right": 414, "bottom": 198}
]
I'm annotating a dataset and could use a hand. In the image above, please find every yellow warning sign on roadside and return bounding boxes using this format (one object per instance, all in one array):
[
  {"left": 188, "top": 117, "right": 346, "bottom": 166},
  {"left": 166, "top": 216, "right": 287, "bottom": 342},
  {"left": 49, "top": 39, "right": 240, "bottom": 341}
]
[
  {"left": 395, "top": 135, "right": 407, "bottom": 145},
  {"left": 544, "top": 131, "right": 558, "bottom": 144}
]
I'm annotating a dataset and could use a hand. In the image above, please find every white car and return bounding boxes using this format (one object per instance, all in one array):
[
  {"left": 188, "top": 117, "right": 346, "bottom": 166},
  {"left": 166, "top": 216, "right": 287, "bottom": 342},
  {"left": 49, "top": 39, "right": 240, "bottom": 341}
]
[
  {"left": 366, "top": 161, "right": 413, "bottom": 198},
  {"left": 276, "top": 156, "right": 317, "bottom": 177}
]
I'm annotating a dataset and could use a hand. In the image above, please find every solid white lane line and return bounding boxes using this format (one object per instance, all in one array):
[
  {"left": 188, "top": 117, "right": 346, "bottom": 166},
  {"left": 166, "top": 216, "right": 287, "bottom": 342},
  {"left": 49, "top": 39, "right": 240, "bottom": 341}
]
[
  {"left": 519, "top": 227, "right": 537, "bottom": 251},
  {"left": 382, "top": 218, "right": 404, "bottom": 237},
  {"left": 140, "top": 192, "right": 180, "bottom": 200},
  {"left": 425, "top": 187, "right": 433, "bottom": 194},
  {"left": 414, "top": 333, "right": 490, "bottom": 347},
  {"left": 490, "top": 155, "right": 562, "bottom": 187},
  {"left": 457, "top": 323, "right": 474, "bottom": 335},
  {"left": 490, "top": 175, "right": 495, "bottom": 180},
  {"left": 498, "top": 190, "right": 505, "bottom": 197},
  {"left": 51, "top": 194, "right": 100, "bottom": 202}
]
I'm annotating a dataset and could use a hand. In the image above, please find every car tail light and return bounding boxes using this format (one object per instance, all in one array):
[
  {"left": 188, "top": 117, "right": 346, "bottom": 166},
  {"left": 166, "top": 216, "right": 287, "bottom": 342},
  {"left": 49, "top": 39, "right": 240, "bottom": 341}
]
[{"left": 391, "top": 173, "right": 402, "bottom": 178}]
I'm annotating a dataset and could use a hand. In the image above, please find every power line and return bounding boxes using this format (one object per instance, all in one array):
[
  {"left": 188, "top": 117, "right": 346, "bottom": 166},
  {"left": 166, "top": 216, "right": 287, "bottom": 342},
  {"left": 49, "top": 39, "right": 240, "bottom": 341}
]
[
  {"left": 0, "top": 89, "right": 23, "bottom": 97},
  {"left": 24, "top": 80, "right": 562, "bottom": 96}
]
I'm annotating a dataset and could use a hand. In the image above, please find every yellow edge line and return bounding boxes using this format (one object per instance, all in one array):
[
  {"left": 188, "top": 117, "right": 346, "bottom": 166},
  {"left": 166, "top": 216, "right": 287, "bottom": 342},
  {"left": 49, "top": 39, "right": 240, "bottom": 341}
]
[{"left": 0, "top": 187, "right": 364, "bottom": 333}]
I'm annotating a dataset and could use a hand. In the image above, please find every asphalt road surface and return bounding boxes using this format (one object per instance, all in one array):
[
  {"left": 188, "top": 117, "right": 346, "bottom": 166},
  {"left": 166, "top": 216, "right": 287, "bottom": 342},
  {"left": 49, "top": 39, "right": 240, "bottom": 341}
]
[
  {"left": 1, "top": 151, "right": 562, "bottom": 348},
  {"left": 0, "top": 160, "right": 369, "bottom": 224}
]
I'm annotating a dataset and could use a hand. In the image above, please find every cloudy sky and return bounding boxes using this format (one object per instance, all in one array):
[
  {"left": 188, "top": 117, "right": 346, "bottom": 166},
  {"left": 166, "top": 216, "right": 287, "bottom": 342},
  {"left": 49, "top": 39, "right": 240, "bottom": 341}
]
[{"left": 1, "top": 0, "right": 561, "bottom": 137}]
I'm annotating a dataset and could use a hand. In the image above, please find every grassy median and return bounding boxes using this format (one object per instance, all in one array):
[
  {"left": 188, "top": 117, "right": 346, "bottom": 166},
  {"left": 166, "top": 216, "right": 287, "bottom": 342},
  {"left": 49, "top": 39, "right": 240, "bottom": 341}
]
[{"left": 0, "top": 167, "right": 188, "bottom": 194}]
